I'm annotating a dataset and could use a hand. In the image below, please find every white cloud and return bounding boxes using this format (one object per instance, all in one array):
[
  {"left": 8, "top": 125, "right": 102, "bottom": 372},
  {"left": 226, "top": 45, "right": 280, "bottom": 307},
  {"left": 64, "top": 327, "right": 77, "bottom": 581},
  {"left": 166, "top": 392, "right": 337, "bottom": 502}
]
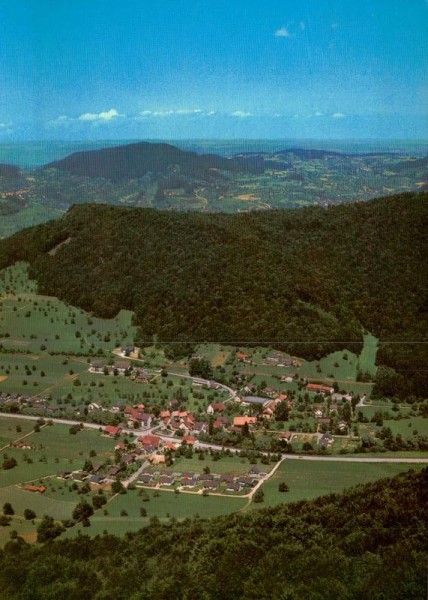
[
  {"left": 139, "top": 109, "right": 203, "bottom": 118},
  {"left": 314, "top": 111, "right": 324, "bottom": 117},
  {"left": 275, "top": 27, "right": 291, "bottom": 38},
  {"left": 175, "top": 108, "right": 202, "bottom": 115},
  {"left": 230, "top": 111, "right": 252, "bottom": 118},
  {"left": 47, "top": 115, "right": 73, "bottom": 127},
  {"left": 152, "top": 110, "right": 175, "bottom": 117},
  {"left": 206, "top": 111, "right": 217, "bottom": 116},
  {"left": 299, "top": 21, "right": 305, "bottom": 31},
  {"left": 0, "top": 122, "right": 12, "bottom": 128},
  {"left": 78, "top": 108, "right": 124, "bottom": 122},
  {"left": 332, "top": 112, "right": 346, "bottom": 118}
]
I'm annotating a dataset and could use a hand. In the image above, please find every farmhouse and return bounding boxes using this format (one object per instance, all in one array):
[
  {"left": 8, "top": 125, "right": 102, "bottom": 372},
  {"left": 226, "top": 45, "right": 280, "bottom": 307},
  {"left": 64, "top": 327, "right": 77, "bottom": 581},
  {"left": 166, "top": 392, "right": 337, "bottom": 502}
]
[
  {"left": 132, "top": 368, "right": 149, "bottom": 383},
  {"left": 306, "top": 384, "right": 334, "bottom": 395},
  {"left": 207, "top": 402, "right": 226, "bottom": 414},
  {"left": 24, "top": 485, "right": 46, "bottom": 493},
  {"left": 183, "top": 435, "right": 197, "bottom": 446},
  {"left": 121, "top": 344, "right": 135, "bottom": 355},
  {"left": 279, "top": 431, "right": 293, "bottom": 443},
  {"left": 233, "top": 416, "right": 257, "bottom": 427},
  {"left": 114, "top": 361, "right": 132, "bottom": 374},
  {"left": 138, "top": 434, "right": 161, "bottom": 451},
  {"left": 90, "top": 360, "right": 108, "bottom": 373},
  {"left": 104, "top": 425, "right": 122, "bottom": 437}
]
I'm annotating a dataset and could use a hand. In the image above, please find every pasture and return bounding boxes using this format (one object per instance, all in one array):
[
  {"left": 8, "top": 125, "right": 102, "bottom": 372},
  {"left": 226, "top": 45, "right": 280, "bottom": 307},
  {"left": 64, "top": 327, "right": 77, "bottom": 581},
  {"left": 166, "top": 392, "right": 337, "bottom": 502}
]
[
  {"left": 64, "top": 488, "right": 247, "bottom": 539},
  {"left": 253, "top": 460, "right": 427, "bottom": 507},
  {"left": 0, "top": 262, "right": 137, "bottom": 355}
]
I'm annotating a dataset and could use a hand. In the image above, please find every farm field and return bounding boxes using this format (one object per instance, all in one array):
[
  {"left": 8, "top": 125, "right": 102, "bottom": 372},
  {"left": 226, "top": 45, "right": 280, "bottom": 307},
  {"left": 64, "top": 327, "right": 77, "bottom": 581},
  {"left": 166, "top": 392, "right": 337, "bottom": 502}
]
[{"left": 253, "top": 460, "right": 427, "bottom": 507}]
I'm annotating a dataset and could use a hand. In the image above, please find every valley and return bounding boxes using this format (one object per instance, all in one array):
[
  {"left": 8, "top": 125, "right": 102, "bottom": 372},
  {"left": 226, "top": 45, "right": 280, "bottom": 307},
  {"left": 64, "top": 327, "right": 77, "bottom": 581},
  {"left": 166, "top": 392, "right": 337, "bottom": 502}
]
[
  {"left": 0, "top": 261, "right": 426, "bottom": 546},
  {"left": 0, "top": 141, "right": 427, "bottom": 238}
]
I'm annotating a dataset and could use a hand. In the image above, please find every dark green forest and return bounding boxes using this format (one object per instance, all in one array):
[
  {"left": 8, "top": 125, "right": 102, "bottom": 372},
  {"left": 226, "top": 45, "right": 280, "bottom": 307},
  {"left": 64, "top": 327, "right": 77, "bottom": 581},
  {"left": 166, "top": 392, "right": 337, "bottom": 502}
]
[
  {"left": 45, "top": 141, "right": 258, "bottom": 181},
  {"left": 0, "top": 192, "right": 426, "bottom": 397},
  {"left": 0, "top": 468, "right": 427, "bottom": 599}
]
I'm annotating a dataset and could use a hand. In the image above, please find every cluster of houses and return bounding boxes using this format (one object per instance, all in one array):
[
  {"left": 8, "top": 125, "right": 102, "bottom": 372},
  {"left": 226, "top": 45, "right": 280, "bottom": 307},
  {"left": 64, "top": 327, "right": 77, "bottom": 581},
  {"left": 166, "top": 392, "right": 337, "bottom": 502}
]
[
  {"left": 89, "top": 359, "right": 149, "bottom": 382},
  {"left": 236, "top": 351, "right": 299, "bottom": 368},
  {"left": 137, "top": 465, "right": 265, "bottom": 493},
  {"left": 0, "top": 392, "right": 67, "bottom": 415}
]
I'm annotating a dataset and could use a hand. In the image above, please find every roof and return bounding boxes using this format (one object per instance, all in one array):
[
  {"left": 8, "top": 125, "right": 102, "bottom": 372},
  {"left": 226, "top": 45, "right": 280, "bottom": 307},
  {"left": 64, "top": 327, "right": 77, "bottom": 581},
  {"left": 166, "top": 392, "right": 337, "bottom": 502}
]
[
  {"left": 138, "top": 434, "right": 160, "bottom": 448},
  {"left": 233, "top": 416, "right": 257, "bottom": 426},
  {"left": 307, "top": 384, "right": 334, "bottom": 393},
  {"left": 25, "top": 485, "right": 46, "bottom": 493},
  {"left": 244, "top": 396, "right": 268, "bottom": 405},
  {"left": 210, "top": 402, "right": 226, "bottom": 412},
  {"left": 104, "top": 425, "right": 121, "bottom": 435},
  {"left": 183, "top": 435, "right": 196, "bottom": 445}
]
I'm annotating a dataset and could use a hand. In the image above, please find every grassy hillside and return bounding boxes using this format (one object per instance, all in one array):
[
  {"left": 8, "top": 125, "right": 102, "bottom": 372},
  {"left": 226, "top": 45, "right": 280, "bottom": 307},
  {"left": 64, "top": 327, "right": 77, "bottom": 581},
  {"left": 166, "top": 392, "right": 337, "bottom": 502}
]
[
  {"left": 0, "top": 192, "right": 426, "bottom": 397},
  {"left": 0, "top": 468, "right": 426, "bottom": 599}
]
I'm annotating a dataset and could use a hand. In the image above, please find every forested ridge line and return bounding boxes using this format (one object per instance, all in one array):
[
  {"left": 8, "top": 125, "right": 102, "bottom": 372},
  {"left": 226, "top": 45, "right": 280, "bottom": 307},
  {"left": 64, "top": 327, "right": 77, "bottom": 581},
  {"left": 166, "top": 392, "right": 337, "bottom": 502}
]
[
  {"left": 0, "top": 191, "right": 426, "bottom": 396},
  {"left": 0, "top": 468, "right": 427, "bottom": 599}
]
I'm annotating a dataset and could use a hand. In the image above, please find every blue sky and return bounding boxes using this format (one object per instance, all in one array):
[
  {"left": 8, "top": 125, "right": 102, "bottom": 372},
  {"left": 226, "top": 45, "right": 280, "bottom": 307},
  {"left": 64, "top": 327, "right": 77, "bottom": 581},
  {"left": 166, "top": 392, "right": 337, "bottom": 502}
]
[{"left": 0, "top": 0, "right": 427, "bottom": 140}]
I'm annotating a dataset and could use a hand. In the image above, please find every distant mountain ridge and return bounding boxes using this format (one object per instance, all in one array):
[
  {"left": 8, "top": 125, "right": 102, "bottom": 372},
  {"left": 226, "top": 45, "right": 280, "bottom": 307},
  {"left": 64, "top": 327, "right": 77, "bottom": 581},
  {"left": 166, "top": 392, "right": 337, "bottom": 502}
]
[
  {"left": 44, "top": 141, "right": 258, "bottom": 181},
  {"left": 0, "top": 163, "right": 19, "bottom": 178}
]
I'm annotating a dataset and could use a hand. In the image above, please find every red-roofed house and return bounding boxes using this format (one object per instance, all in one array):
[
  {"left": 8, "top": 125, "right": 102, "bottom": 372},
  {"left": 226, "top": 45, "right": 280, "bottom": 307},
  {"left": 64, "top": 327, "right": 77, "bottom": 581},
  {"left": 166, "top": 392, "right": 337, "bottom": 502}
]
[
  {"left": 233, "top": 416, "right": 257, "bottom": 427},
  {"left": 138, "top": 434, "right": 161, "bottom": 450},
  {"left": 183, "top": 436, "right": 196, "bottom": 446},
  {"left": 207, "top": 402, "right": 226, "bottom": 415},
  {"left": 25, "top": 485, "right": 46, "bottom": 493},
  {"left": 104, "top": 425, "right": 122, "bottom": 437}
]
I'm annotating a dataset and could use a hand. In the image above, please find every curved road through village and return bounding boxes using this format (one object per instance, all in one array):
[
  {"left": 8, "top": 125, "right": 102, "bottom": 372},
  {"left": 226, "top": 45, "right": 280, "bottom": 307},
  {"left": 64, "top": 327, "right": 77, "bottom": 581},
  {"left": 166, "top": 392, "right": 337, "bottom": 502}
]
[{"left": 1, "top": 412, "right": 428, "bottom": 464}]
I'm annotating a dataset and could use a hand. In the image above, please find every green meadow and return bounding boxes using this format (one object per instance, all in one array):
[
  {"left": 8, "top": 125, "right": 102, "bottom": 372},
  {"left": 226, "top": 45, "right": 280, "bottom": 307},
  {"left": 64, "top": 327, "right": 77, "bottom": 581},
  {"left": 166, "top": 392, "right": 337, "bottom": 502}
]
[
  {"left": 253, "top": 460, "right": 427, "bottom": 507},
  {"left": 63, "top": 488, "right": 247, "bottom": 539},
  {"left": 0, "top": 262, "right": 137, "bottom": 355}
]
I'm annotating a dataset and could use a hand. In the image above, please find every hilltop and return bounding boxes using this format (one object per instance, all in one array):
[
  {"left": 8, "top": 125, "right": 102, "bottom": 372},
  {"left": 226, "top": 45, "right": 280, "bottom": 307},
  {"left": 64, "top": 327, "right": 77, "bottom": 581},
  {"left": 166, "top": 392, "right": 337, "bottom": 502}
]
[
  {"left": 0, "top": 191, "right": 426, "bottom": 397},
  {"left": 0, "top": 468, "right": 426, "bottom": 599},
  {"left": 0, "top": 164, "right": 19, "bottom": 178},
  {"left": 44, "top": 141, "right": 258, "bottom": 181}
]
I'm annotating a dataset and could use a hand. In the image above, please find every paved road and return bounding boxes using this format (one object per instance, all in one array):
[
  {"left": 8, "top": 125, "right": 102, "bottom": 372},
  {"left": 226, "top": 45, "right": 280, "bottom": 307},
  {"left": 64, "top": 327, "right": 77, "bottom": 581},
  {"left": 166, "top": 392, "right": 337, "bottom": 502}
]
[{"left": 1, "top": 412, "right": 428, "bottom": 464}]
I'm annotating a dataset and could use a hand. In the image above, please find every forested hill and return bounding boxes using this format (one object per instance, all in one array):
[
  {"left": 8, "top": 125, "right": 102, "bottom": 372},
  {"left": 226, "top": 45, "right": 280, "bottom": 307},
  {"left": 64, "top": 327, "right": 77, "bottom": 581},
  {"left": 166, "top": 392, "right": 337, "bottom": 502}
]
[
  {"left": 0, "top": 192, "right": 426, "bottom": 396},
  {"left": 0, "top": 163, "right": 19, "bottom": 178},
  {"left": 0, "top": 468, "right": 427, "bottom": 599},
  {"left": 44, "top": 141, "right": 258, "bottom": 181}
]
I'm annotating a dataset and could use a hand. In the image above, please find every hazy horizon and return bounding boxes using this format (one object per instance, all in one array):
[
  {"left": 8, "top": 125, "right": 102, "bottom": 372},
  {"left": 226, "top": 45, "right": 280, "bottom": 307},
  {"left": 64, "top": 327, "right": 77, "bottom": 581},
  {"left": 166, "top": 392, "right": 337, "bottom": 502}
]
[
  {"left": 1, "top": 0, "right": 427, "bottom": 142},
  {"left": 1, "top": 137, "right": 427, "bottom": 169}
]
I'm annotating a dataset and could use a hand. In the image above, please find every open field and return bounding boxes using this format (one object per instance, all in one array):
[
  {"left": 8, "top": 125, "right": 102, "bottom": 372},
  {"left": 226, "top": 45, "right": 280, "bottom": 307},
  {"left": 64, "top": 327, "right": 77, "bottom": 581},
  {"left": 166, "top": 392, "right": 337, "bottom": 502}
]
[
  {"left": 357, "top": 333, "right": 378, "bottom": 376},
  {"left": 169, "top": 453, "right": 274, "bottom": 475},
  {"left": 63, "top": 489, "right": 247, "bottom": 539},
  {"left": 0, "top": 417, "right": 36, "bottom": 448},
  {"left": 252, "top": 460, "right": 427, "bottom": 507},
  {"left": 0, "top": 263, "right": 137, "bottom": 355},
  {"left": 0, "top": 421, "right": 116, "bottom": 486}
]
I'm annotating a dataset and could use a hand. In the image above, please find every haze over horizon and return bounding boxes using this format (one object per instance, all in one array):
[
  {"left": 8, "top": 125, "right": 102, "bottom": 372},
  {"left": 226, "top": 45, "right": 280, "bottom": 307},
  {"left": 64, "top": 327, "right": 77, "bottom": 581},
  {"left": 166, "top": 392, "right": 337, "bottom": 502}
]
[{"left": 1, "top": 0, "right": 427, "bottom": 142}]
